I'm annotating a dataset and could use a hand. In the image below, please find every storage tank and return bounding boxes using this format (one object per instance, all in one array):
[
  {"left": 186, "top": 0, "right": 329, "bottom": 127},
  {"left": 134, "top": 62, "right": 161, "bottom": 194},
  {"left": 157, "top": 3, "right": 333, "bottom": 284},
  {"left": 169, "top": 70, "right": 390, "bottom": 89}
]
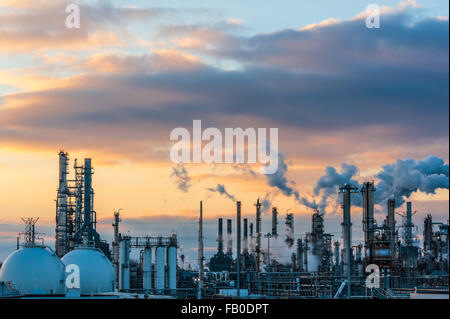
[
  {"left": 0, "top": 246, "right": 65, "bottom": 295},
  {"left": 156, "top": 246, "right": 166, "bottom": 292},
  {"left": 61, "top": 247, "right": 115, "bottom": 295},
  {"left": 167, "top": 246, "right": 177, "bottom": 291}
]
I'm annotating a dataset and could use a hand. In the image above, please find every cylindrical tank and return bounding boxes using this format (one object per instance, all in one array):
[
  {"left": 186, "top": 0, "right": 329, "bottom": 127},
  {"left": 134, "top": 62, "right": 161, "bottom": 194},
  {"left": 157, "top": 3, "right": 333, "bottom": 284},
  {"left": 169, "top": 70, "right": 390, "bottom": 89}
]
[
  {"left": 156, "top": 246, "right": 166, "bottom": 292},
  {"left": 119, "top": 238, "right": 130, "bottom": 290},
  {"left": 167, "top": 246, "right": 177, "bottom": 291},
  {"left": 143, "top": 247, "right": 152, "bottom": 290},
  {"left": 0, "top": 246, "right": 65, "bottom": 295},
  {"left": 61, "top": 247, "right": 115, "bottom": 295}
]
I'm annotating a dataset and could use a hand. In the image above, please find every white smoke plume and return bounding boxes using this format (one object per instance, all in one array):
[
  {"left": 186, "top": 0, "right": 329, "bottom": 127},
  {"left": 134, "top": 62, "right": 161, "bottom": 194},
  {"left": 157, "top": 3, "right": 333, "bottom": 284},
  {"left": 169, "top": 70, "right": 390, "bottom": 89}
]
[
  {"left": 375, "top": 155, "right": 449, "bottom": 207},
  {"left": 300, "top": 155, "right": 449, "bottom": 213}
]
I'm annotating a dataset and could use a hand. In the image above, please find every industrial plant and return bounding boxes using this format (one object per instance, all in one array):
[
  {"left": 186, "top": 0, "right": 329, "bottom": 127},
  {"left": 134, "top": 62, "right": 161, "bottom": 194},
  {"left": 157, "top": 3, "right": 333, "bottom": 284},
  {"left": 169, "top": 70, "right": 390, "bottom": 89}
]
[{"left": 0, "top": 151, "right": 448, "bottom": 299}]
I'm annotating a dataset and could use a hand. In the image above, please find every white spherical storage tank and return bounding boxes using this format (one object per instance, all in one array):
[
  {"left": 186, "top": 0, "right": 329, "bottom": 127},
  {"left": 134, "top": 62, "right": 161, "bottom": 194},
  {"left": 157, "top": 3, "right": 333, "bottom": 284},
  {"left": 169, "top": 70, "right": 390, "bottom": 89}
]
[
  {"left": 62, "top": 247, "right": 115, "bottom": 295},
  {"left": 0, "top": 246, "right": 65, "bottom": 295}
]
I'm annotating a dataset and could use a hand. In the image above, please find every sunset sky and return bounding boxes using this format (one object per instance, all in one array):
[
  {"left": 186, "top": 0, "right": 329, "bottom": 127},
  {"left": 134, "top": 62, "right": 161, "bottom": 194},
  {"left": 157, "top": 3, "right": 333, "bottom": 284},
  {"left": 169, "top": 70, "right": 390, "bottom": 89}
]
[{"left": 0, "top": 0, "right": 448, "bottom": 264}]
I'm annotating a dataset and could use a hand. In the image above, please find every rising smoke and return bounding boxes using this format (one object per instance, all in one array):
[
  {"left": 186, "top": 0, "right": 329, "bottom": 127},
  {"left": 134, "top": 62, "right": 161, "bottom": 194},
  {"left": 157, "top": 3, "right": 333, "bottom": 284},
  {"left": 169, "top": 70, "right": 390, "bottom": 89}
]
[
  {"left": 170, "top": 163, "right": 191, "bottom": 193},
  {"left": 300, "top": 155, "right": 449, "bottom": 213},
  {"left": 374, "top": 155, "right": 449, "bottom": 207},
  {"left": 265, "top": 153, "right": 300, "bottom": 201},
  {"left": 207, "top": 184, "right": 237, "bottom": 202}
]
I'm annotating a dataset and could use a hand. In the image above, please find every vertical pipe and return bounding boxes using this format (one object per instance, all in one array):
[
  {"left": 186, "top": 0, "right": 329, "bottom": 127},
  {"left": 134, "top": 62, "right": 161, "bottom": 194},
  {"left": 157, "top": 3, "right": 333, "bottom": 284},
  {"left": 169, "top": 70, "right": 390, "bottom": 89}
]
[
  {"left": 143, "top": 247, "right": 152, "bottom": 290},
  {"left": 198, "top": 201, "right": 203, "bottom": 299},
  {"left": 236, "top": 201, "right": 241, "bottom": 298}
]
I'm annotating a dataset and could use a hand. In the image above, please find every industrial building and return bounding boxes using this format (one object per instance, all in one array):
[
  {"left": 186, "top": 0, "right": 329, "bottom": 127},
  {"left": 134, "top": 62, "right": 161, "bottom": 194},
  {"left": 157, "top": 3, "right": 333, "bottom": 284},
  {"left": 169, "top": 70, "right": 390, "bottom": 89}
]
[{"left": 0, "top": 151, "right": 448, "bottom": 299}]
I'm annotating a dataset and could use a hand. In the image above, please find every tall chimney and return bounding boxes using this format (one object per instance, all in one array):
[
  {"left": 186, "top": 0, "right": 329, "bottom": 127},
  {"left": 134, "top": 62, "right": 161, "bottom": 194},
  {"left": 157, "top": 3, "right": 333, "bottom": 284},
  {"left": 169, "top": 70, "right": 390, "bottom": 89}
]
[
  {"left": 218, "top": 218, "right": 224, "bottom": 252},
  {"left": 227, "top": 219, "right": 233, "bottom": 255},
  {"left": 198, "top": 201, "right": 204, "bottom": 299},
  {"left": 255, "top": 199, "right": 262, "bottom": 272},
  {"left": 271, "top": 207, "right": 278, "bottom": 238},
  {"left": 243, "top": 218, "right": 248, "bottom": 254},
  {"left": 236, "top": 201, "right": 241, "bottom": 297}
]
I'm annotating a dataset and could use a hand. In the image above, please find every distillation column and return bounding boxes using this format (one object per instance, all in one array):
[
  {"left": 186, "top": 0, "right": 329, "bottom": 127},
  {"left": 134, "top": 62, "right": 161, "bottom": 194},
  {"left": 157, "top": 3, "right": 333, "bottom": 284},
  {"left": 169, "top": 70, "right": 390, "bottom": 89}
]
[
  {"left": 361, "top": 182, "right": 375, "bottom": 264},
  {"left": 339, "top": 184, "right": 358, "bottom": 297},
  {"left": 56, "top": 151, "right": 69, "bottom": 257},
  {"left": 387, "top": 199, "right": 396, "bottom": 260}
]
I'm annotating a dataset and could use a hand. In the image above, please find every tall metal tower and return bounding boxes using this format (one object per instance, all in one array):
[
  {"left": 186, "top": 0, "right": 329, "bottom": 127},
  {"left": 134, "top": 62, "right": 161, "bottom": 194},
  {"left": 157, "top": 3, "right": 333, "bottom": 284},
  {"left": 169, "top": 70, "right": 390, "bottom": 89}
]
[{"left": 339, "top": 183, "right": 358, "bottom": 297}]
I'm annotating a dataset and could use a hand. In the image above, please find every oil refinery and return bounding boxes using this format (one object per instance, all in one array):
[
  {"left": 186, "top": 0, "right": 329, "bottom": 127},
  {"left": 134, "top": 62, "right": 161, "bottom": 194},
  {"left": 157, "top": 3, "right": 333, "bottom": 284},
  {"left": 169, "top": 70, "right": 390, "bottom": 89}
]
[{"left": 0, "top": 151, "right": 448, "bottom": 299}]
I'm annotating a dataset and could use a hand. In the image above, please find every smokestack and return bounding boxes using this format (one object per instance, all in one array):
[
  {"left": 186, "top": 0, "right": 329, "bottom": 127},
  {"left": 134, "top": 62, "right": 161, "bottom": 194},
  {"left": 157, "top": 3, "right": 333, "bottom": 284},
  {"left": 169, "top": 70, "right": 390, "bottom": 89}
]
[
  {"left": 361, "top": 182, "right": 375, "bottom": 263},
  {"left": 271, "top": 207, "right": 278, "bottom": 238},
  {"left": 236, "top": 201, "right": 241, "bottom": 297},
  {"left": 243, "top": 218, "right": 248, "bottom": 254},
  {"left": 339, "top": 183, "right": 358, "bottom": 297},
  {"left": 255, "top": 199, "right": 262, "bottom": 272},
  {"left": 227, "top": 219, "right": 233, "bottom": 255},
  {"left": 285, "top": 213, "right": 294, "bottom": 248},
  {"left": 218, "top": 218, "right": 224, "bottom": 252},
  {"left": 424, "top": 214, "right": 433, "bottom": 251},
  {"left": 198, "top": 201, "right": 204, "bottom": 299}
]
